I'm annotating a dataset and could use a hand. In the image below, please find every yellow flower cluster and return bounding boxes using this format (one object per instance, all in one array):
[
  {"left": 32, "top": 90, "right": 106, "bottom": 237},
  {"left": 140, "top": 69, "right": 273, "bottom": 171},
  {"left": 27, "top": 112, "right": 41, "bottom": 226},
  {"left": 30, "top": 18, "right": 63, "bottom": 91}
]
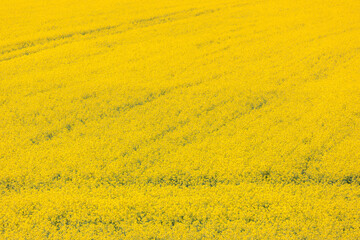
[{"left": 1, "top": 0, "right": 360, "bottom": 238}]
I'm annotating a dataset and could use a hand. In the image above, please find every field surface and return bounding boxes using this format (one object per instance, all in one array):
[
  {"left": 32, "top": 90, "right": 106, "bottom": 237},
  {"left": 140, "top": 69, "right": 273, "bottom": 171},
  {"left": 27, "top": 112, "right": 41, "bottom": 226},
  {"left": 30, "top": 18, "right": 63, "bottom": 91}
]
[{"left": 1, "top": 0, "right": 360, "bottom": 239}]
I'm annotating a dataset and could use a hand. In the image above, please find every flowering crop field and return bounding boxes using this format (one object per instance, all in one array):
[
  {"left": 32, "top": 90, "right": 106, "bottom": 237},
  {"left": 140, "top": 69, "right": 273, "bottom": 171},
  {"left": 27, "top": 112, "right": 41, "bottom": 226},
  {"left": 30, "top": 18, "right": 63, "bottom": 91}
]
[{"left": 1, "top": 0, "right": 360, "bottom": 239}]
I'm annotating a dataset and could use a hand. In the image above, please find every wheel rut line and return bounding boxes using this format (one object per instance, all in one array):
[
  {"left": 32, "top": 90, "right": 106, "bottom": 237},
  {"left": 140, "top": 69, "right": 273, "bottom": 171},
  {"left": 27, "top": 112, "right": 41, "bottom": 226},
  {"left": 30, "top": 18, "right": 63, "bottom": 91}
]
[
  {"left": 0, "top": 8, "right": 201, "bottom": 63},
  {"left": 26, "top": 78, "right": 206, "bottom": 146},
  {"left": 114, "top": 97, "right": 233, "bottom": 164}
]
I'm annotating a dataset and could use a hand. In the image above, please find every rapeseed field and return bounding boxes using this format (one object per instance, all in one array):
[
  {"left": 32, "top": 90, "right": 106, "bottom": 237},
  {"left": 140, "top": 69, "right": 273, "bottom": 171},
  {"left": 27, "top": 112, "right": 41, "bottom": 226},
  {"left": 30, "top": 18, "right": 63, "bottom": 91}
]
[{"left": 1, "top": 0, "right": 360, "bottom": 239}]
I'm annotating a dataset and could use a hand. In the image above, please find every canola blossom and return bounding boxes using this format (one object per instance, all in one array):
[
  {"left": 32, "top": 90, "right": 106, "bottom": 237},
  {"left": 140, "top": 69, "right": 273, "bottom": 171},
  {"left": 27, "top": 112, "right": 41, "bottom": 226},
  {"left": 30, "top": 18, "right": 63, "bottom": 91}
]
[{"left": 1, "top": 0, "right": 360, "bottom": 239}]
